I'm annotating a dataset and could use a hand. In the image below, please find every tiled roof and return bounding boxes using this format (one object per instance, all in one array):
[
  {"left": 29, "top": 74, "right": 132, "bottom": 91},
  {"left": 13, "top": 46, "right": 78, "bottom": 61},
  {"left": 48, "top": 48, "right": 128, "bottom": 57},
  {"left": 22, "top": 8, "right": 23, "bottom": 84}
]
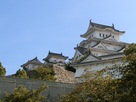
[
  {"left": 72, "top": 52, "right": 124, "bottom": 65},
  {"left": 99, "top": 52, "right": 124, "bottom": 58},
  {"left": 74, "top": 46, "right": 87, "bottom": 55},
  {"left": 21, "top": 57, "right": 43, "bottom": 67},
  {"left": 49, "top": 51, "right": 68, "bottom": 58},
  {"left": 117, "top": 45, "right": 126, "bottom": 52},
  {"left": 43, "top": 51, "right": 68, "bottom": 61},
  {"left": 72, "top": 56, "right": 123, "bottom": 66},
  {"left": 80, "top": 37, "right": 129, "bottom": 46},
  {"left": 89, "top": 21, "right": 125, "bottom": 33},
  {"left": 81, "top": 21, "right": 125, "bottom": 38},
  {"left": 74, "top": 50, "right": 102, "bottom": 63}
]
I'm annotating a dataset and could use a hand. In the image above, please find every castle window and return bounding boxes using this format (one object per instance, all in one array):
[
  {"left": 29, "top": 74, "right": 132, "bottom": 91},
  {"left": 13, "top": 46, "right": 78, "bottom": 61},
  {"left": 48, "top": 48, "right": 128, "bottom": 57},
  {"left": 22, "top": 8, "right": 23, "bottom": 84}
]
[
  {"left": 103, "top": 34, "right": 105, "bottom": 37},
  {"left": 99, "top": 33, "right": 101, "bottom": 37}
]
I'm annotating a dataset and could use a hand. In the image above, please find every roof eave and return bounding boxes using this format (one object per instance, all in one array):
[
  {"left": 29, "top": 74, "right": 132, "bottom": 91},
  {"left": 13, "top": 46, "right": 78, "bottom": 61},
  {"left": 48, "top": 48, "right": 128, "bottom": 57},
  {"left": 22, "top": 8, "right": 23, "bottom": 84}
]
[{"left": 71, "top": 57, "right": 122, "bottom": 67}]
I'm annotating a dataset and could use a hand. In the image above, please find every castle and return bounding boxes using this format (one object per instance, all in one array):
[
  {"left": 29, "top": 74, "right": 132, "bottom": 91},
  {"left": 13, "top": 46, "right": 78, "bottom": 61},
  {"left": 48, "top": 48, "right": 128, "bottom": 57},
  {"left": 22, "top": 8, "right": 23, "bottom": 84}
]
[
  {"left": 21, "top": 51, "right": 75, "bottom": 83},
  {"left": 71, "top": 20, "right": 129, "bottom": 82},
  {"left": 21, "top": 20, "right": 129, "bottom": 83},
  {"left": 0, "top": 20, "right": 131, "bottom": 102},
  {"left": 21, "top": 51, "right": 68, "bottom": 71}
]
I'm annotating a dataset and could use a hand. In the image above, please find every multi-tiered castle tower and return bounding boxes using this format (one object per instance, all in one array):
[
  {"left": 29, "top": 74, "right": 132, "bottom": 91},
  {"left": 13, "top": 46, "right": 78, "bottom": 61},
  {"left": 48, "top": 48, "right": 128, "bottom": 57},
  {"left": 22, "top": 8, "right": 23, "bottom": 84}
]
[{"left": 72, "top": 20, "right": 129, "bottom": 80}]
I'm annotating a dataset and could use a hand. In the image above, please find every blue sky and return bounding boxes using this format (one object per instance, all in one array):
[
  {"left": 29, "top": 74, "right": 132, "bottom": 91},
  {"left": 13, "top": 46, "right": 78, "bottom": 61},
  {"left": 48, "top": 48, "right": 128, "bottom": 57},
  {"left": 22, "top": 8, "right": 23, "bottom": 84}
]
[{"left": 0, "top": 0, "right": 136, "bottom": 75}]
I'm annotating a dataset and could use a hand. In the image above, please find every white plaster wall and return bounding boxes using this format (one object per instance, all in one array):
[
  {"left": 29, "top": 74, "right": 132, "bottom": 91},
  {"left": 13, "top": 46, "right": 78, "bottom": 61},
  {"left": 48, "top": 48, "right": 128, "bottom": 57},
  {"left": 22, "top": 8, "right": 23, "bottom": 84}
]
[
  {"left": 86, "top": 31, "right": 97, "bottom": 39},
  {"left": 87, "top": 31, "right": 120, "bottom": 41},
  {"left": 93, "top": 43, "right": 107, "bottom": 50},
  {"left": 91, "top": 42, "right": 123, "bottom": 52},
  {"left": 102, "top": 54, "right": 124, "bottom": 60},
  {"left": 104, "top": 43, "right": 122, "bottom": 51},
  {"left": 84, "top": 41, "right": 97, "bottom": 48},
  {"left": 82, "top": 55, "right": 99, "bottom": 62},
  {"left": 26, "top": 64, "right": 39, "bottom": 70},
  {"left": 74, "top": 67, "right": 85, "bottom": 77},
  {"left": 74, "top": 60, "right": 123, "bottom": 78},
  {"left": 91, "top": 50, "right": 108, "bottom": 56},
  {"left": 49, "top": 57, "right": 65, "bottom": 63}
]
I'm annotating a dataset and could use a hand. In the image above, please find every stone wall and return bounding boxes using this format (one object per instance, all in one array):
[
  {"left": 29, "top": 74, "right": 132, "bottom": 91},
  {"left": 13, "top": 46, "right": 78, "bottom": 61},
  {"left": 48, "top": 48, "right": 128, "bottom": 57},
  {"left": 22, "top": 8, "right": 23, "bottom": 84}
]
[
  {"left": 0, "top": 77, "right": 75, "bottom": 102},
  {"left": 53, "top": 64, "right": 75, "bottom": 83}
]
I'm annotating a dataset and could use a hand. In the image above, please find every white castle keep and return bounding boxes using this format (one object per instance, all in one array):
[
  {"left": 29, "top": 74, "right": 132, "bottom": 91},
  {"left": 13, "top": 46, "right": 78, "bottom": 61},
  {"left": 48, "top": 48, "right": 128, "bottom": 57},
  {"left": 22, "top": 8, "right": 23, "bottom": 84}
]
[{"left": 71, "top": 20, "right": 129, "bottom": 81}]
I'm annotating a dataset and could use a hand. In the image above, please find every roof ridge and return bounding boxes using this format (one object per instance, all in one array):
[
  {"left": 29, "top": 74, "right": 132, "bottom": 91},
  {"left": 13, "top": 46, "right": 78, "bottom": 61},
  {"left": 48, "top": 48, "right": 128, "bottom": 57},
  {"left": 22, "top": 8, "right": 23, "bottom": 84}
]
[
  {"left": 21, "top": 57, "right": 42, "bottom": 67},
  {"left": 91, "top": 21, "right": 113, "bottom": 28}
]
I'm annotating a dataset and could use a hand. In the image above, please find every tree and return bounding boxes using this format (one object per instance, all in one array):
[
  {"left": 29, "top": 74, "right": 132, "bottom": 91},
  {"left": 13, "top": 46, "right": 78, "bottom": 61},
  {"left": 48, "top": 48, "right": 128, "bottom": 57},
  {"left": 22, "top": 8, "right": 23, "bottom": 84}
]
[
  {"left": 14, "top": 69, "right": 28, "bottom": 78},
  {"left": 116, "top": 43, "right": 136, "bottom": 101},
  {"left": 28, "top": 67, "right": 56, "bottom": 81},
  {"left": 0, "top": 62, "right": 6, "bottom": 76},
  {"left": 60, "top": 71, "right": 119, "bottom": 102},
  {"left": 0, "top": 84, "right": 47, "bottom": 102},
  {"left": 14, "top": 65, "right": 56, "bottom": 81},
  {"left": 60, "top": 43, "right": 136, "bottom": 102}
]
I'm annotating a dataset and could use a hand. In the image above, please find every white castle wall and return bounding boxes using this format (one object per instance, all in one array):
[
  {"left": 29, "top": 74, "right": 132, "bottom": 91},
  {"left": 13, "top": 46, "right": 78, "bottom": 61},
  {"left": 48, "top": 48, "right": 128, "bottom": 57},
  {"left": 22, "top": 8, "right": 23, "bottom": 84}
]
[{"left": 74, "top": 60, "right": 123, "bottom": 78}]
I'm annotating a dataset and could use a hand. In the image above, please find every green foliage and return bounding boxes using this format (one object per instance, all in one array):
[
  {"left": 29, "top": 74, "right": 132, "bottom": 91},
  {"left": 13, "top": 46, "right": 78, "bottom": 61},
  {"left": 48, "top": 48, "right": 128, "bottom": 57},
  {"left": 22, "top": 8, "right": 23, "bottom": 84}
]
[
  {"left": 14, "top": 69, "right": 28, "bottom": 78},
  {"left": 0, "top": 62, "right": 6, "bottom": 76},
  {"left": 60, "top": 72, "right": 119, "bottom": 102},
  {"left": 0, "top": 84, "right": 47, "bottom": 102},
  {"left": 117, "top": 43, "right": 136, "bottom": 101},
  {"left": 60, "top": 43, "right": 136, "bottom": 102},
  {"left": 28, "top": 67, "right": 56, "bottom": 81},
  {"left": 14, "top": 64, "right": 56, "bottom": 81},
  {"left": 124, "top": 43, "right": 136, "bottom": 64}
]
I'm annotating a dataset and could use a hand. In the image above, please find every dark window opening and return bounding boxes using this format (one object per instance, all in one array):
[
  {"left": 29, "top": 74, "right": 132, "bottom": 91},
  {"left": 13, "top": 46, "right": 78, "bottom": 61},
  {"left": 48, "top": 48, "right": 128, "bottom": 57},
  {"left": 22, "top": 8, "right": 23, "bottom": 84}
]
[
  {"left": 103, "top": 34, "right": 105, "bottom": 37},
  {"left": 99, "top": 33, "right": 101, "bottom": 37}
]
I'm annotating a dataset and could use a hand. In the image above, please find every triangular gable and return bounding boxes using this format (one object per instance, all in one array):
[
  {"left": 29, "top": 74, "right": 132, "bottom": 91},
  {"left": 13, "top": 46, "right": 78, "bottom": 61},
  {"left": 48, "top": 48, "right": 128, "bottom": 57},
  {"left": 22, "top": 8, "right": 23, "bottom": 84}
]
[
  {"left": 21, "top": 57, "right": 42, "bottom": 67},
  {"left": 93, "top": 42, "right": 107, "bottom": 50},
  {"left": 81, "top": 54, "right": 100, "bottom": 63},
  {"left": 31, "top": 58, "right": 40, "bottom": 63},
  {"left": 73, "top": 50, "right": 84, "bottom": 62},
  {"left": 74, "top": 46, "right": 87, "bottom": 55}
]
